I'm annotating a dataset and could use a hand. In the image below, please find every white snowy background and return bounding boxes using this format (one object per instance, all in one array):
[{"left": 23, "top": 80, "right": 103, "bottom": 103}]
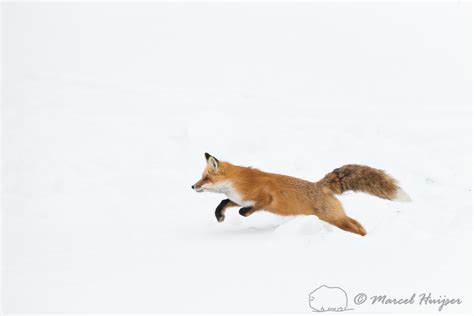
[{"left": 2, "top": 2, "right": 472, "bottom": 314}]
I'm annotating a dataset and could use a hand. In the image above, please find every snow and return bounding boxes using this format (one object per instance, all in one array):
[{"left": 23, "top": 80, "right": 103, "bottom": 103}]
[{"left": 2, "top": 2, "right": 471, "bottom": 314}]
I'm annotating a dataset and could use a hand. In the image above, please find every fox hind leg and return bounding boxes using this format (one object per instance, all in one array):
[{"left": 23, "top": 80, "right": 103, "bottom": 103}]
[
  {"left": 316, "top": 197, "right": 367, "bottom": 236},
  {"left": 347, "top": 217, "right": 367, "bottom": 236},
  {"left": 331, "top": 216, "right": 367, "bottom": 236},
  {"left": 318, "top": 214, "right": 367, "bottom": 236}
]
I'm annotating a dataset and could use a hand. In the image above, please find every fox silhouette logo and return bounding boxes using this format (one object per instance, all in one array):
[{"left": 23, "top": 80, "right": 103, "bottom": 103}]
[{"left": 309, "top": 285, "right": 351, "bottom": 312}]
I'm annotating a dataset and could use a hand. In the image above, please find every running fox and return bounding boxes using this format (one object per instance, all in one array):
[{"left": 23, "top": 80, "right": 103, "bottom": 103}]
[{"left": 192, "top": 153, "right": 411, "bottom": 236}]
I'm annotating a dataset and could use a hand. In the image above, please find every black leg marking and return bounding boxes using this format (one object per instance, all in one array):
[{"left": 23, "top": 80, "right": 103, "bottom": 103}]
[
  {"left": 215, "top": 199, "right": 230, "bottom": 222},
  {"left": 239, "top": 207, "right": 254, "bottom": 217}
]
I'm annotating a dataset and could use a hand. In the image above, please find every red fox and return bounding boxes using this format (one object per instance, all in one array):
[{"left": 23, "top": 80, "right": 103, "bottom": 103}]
[{"left": 192, "top": 153, "right": 411, "bottom": 236}]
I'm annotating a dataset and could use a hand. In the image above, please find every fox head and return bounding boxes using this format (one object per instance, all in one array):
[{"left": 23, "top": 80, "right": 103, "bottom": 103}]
[{"left": 192, "top": 153, "right": 228, "bottom": 193}]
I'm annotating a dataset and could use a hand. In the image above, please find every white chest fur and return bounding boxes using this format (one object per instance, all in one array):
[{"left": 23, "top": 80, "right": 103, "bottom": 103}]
[
  {"left": 202, "top": 180, "right": 255, "bottom": 207},
  {"left": 225, "top": 188, "right": 255, "bottom": 207}
]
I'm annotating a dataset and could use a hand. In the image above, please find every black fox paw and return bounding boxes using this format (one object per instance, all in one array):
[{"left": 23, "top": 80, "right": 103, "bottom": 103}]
[
  {"left": 239, "top": 207, "right": 253, "bottom": 217},
  {"left": 215, "top": 210, "right": 225, "bottom": 223}
]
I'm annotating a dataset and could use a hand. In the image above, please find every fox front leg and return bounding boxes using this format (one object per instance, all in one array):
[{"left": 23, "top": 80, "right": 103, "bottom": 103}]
[
  {"left": 239, "top": 206, "right": 257, "bottom": 217},
  {"left": 238, "top": 195, "right": 271, "bottom": 218},
  {"left": 215, "top": 199, "right": 238, "bottom": 223}
]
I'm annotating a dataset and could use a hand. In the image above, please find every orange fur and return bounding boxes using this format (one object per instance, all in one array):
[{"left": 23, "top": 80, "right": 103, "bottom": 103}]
[{"left": 192, "top": 153, "right": 409, "bottom": 236}]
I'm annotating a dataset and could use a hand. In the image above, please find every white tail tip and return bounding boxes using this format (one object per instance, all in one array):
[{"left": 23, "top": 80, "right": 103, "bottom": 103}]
[{"left": 393, "top": 188, "right": 412, "bottom": 202}]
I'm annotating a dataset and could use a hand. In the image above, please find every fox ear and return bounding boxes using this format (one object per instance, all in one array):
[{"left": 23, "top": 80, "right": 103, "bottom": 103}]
[{"left": 205, "top": 153, "right": 219, "bottom": 171}]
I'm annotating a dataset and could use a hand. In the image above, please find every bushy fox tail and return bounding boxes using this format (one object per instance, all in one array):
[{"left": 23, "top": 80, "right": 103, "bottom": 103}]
[{"left": 318, "top": 164, "right": 411, "bottom": 202}]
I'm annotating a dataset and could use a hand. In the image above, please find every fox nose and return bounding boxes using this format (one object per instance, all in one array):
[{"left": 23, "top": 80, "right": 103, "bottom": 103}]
[{"left": 191, "top": 185, "right": 195, "bottom": 190}]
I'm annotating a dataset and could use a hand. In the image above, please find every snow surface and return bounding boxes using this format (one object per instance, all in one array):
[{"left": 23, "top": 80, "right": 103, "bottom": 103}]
[{"left": 2, "top": 2, "right": 472, "bottom": 314}]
